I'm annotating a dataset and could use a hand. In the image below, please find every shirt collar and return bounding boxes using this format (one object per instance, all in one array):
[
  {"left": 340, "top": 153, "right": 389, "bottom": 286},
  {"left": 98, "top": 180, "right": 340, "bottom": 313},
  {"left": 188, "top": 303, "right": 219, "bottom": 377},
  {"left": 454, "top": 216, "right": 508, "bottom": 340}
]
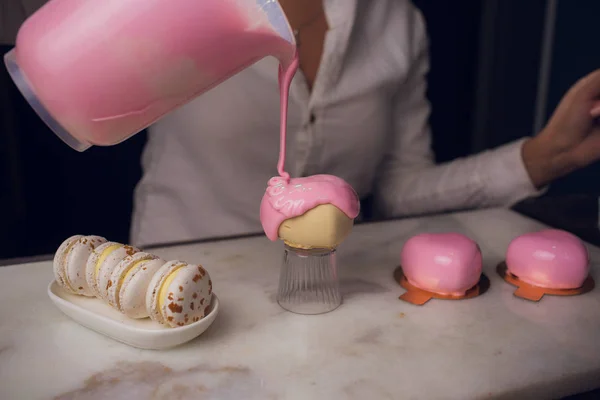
[
  {"left": 323, "top": 0, "right": 358, "bottom": 29},
  {"left": 307, "top": 0, "right": 357, "bottom": 102}
]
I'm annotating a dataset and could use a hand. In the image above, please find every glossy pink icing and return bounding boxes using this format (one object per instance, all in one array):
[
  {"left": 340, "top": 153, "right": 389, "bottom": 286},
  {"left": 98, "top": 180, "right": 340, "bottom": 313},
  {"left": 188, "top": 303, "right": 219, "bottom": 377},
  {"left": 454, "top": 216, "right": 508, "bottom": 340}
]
[
  {"left": 506, "top": 229, "right": 589, "bottom": 289},
  {"left": 400, "top": 233, "right": 483, "bottom": 296},
  {"left": 260, "top": 175, "right": 360, "bottom": 241},
  {"left": 276, "top": 55, "right": 299, "bottom": 181},
  {"left": 14, "top": 0, "right": 296, "bottom": 145},
  {"left": 258, "top": 44, "right": 359, "bottom": 241}
]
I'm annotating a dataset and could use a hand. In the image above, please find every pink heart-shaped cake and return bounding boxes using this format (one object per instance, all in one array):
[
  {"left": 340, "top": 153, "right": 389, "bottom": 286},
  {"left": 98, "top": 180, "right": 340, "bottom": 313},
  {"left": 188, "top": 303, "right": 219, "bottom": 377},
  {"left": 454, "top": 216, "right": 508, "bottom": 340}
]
[
  {"left": 400, "top": 233, "right": 483, "bottom": 296},
  {"left": 506, "top": 229, "right": 589, "bottom": 289}
]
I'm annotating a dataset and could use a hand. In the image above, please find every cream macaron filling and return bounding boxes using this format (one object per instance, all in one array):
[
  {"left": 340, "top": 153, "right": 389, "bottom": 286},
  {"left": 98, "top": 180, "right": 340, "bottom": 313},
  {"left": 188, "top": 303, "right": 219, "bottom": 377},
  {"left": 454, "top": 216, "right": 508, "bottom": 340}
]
[
  {"left": 95, "top": 244, "right": 123, "bottom": 280},
  {"left": 119, "top": 259, "right": 147, "bottom": 288},
  {"left": 113, "top": 256, "right": 155, "bottom": 309},
  {"left": 157, "top": 264, "right": 186, "bottom": 314},
  {"left": 147, "top": 262, "right": 212, "bottom": 327},
  {"left": 66, "top": 235, "right": 107, "bottom": 296}
]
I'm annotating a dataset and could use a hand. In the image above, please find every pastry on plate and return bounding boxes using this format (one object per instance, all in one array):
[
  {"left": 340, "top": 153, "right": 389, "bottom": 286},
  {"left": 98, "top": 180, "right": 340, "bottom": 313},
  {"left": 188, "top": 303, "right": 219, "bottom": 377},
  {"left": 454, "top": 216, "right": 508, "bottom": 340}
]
[
  {"left": 86, "top": 242, "right": 140, "bottom": 299},
  {"left": 146, "top": 261, "right": 213, "bottom": 327},
  {"left": 107, "top": 252, "right": 166, "bottom": 318},
  {"left": 53, "top": 235, "right": 107, "bottom": 296}
]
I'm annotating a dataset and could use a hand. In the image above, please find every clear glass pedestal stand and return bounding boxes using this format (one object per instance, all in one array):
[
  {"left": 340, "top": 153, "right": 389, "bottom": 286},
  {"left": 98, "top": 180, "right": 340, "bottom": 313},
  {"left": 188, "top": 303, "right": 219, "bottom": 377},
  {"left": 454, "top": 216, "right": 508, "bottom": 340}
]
[{"left": 276, "top": 245, "right": 342, "bottom": 315}]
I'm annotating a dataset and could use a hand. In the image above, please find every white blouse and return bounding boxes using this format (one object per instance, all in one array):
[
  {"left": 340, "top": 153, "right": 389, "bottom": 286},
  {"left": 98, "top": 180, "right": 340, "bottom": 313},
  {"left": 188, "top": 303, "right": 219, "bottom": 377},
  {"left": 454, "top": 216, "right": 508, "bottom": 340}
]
[{"left": 131, "top": 0, "right": 541, "bottom": 247}]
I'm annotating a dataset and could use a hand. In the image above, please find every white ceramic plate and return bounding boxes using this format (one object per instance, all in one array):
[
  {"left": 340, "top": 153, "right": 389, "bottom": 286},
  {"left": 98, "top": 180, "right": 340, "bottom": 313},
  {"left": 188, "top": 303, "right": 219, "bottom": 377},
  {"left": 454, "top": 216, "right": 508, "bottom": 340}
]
[{"left": 48, "top": 280, "right": 219, "bottom": 350}]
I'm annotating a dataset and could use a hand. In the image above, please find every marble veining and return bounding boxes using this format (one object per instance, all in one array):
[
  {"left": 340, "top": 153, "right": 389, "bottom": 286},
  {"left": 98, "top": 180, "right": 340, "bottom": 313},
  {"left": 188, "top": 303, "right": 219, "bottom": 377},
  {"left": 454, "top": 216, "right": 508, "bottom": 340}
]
[
  {"left": 54, "top": 362, "right": 274, "bottom": 400},
  {"left": 1, "top": 208, "right": 600, "bottom": 400}
]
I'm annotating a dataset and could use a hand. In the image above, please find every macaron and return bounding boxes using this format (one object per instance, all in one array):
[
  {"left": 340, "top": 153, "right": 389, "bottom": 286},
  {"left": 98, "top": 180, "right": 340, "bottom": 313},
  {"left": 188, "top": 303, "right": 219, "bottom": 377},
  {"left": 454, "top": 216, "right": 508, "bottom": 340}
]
[
  {"left": 54, "top": 235, "right": 83, "bottom": 292},
  {"left": 53, "top": 235, "right": 107, "bottom": 296},
  {"left": 86, "top": 242, "right": 140, "bottom": 299},
  {"left": 146, "top": 261, "right": 213, "bottom": 327},
  {"left": 107, "top": 252, "right": 166, "bottom": 318}
]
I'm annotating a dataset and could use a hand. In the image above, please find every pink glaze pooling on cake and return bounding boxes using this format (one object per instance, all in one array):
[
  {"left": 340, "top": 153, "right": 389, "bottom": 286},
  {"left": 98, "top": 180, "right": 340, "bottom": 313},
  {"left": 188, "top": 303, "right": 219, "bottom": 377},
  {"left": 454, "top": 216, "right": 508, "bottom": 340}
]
[
  {"left": 258, "top": 44, "right": 359, "bottom": 241},
  {"left": 506, "top": 229, "right": 589, "bottom": 289},
  {"left": 400, "top": 233, "right": 483, "bottom": 296},
  {"left": 260, "top": 175, "right": 360, "bottom": 241},
  {"left": 14, "top": 0, "right": 296, "bottom": 145}
]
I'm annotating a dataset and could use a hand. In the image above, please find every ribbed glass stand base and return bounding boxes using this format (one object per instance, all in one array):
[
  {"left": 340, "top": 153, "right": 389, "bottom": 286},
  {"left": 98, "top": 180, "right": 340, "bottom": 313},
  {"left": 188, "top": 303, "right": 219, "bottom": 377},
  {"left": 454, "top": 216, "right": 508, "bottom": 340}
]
[{"left": 277, "top": 245, "right": 341, "bottom": 315}]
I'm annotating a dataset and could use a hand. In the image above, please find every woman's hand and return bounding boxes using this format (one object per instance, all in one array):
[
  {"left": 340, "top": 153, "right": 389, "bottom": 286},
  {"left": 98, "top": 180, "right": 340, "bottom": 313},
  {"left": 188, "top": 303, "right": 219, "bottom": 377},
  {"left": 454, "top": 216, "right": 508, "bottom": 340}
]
[{"left": 522, "top": 69, "right": 600, "bottom": 188}]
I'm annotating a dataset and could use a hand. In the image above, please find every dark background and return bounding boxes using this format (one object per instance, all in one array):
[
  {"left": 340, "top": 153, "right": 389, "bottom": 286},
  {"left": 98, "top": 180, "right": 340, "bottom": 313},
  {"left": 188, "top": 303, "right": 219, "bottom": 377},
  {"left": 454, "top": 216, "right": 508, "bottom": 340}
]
[{"left": 1, "top": 0, "right": 600, "bottom": 261}]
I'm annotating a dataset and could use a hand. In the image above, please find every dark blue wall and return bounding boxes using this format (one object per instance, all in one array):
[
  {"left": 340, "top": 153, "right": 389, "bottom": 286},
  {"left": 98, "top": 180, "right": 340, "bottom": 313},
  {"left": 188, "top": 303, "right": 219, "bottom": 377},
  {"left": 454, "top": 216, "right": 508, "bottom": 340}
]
[{"left": 545, "top": 0, "right": 600, "bottom": 195}]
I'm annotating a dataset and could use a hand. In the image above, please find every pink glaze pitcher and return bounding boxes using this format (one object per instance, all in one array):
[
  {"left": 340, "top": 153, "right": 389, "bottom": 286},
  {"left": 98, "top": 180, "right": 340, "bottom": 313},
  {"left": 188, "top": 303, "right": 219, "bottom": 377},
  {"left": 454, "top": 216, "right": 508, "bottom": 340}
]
[{"left": 4, "top": 0, "right": 296, "bottom": 151}]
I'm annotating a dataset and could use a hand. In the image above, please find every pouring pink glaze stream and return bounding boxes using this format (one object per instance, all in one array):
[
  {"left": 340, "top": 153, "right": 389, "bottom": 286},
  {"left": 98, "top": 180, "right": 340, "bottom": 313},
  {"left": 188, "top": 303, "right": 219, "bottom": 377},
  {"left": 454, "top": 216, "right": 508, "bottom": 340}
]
[
  {"left": 276, "top": 58, "right": 299, "bottom": 181},
  {"left": 260, "top": 52, "right": 360, "bottom": 240}
]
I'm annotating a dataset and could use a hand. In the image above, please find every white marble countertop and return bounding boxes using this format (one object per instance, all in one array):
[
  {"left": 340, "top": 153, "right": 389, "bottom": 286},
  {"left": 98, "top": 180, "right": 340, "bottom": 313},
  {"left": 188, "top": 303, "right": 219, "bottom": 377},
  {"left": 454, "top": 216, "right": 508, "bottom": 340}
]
[{"left": 1, "top": 208, "right": 599, "bottom": 400}]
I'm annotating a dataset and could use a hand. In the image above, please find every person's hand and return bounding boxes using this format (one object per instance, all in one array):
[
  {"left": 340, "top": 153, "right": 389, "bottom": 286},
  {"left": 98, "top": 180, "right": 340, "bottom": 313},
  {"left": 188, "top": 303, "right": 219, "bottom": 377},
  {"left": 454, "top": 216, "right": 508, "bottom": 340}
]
[{"left": 522, "top": 69, "right": 600, "bottom": 188}]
